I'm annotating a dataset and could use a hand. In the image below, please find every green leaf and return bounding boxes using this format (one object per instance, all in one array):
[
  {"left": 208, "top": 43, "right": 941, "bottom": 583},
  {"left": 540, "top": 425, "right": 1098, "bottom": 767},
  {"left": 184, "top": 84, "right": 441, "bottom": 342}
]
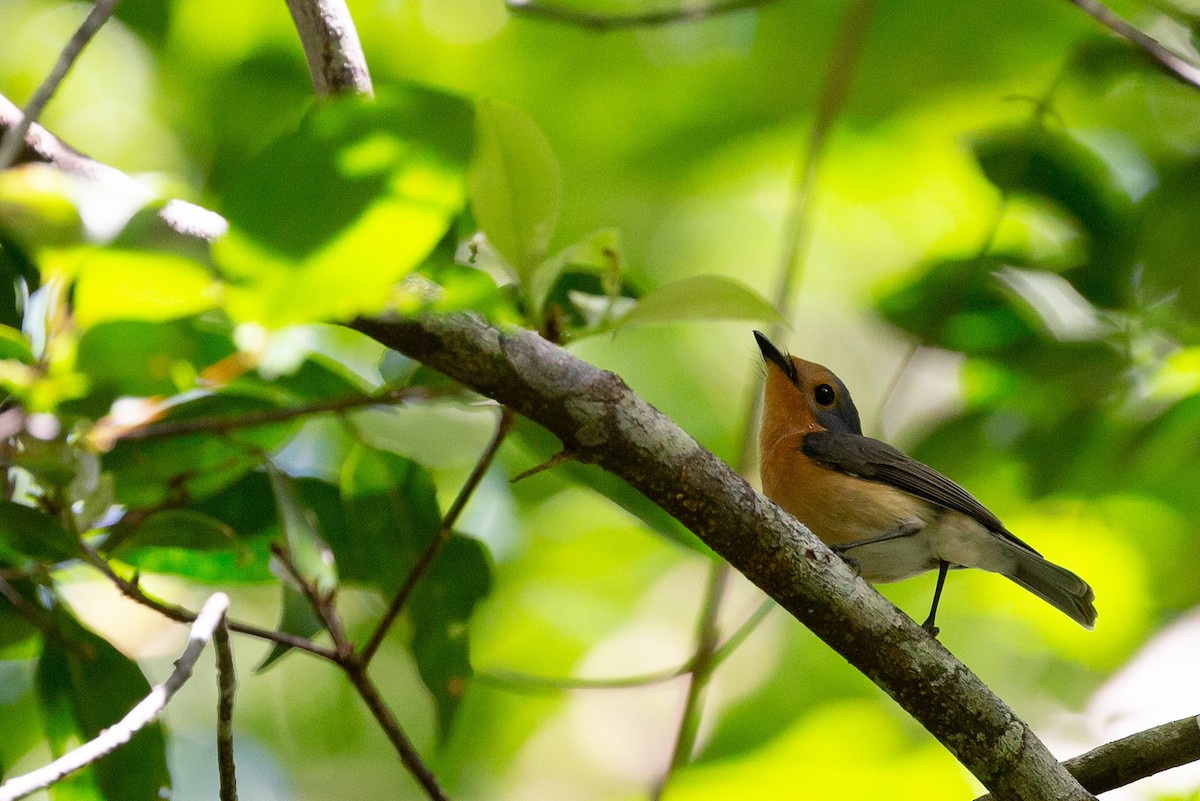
[
  {"left": 0, "top": 502, "right": 77, "bottom": 563},
  {"left": 215, "top": 86, "right": 473, "bottom": 326},
  {"left": 72, "top": 249, "right": 217, "bottom": 329},
  {"left": 269, "top": 465, "right": 337, "bottom": 595},
  {"left": 36, "top": 611, "right": 171, "bottom": 801},
  {"left": 0, "top": 164, "right": 84, "bottom": 251},
  {"left": 256, "top": 582, "right": 323, "bottom": 671},
  {"left": 71, "top": 318, "right": 237, "bottom": 417},
  {"left": 112, "top": 509, "right": 273, "bottom": 583},
  {"left": 876, "top": 256, "right": 1041, "bottom": 354},
  {"left": 0, "top": 325, "right": 34, "bottom": 364},
  {"left": 468, "top": 98, "right": 562, "bottom": 289},
  {"left": 619, "top": 274, "right": 781, "bottom": 328},
  {"left": 972, "top": 126, "right": 1135, "bottom": 307},
  {"left": 102, "top": 394, "right": 296, "bottom": 508},
  {"left": 411, "top": 534, "right": 491, "bottom": 742},
  {"left": 530, "top": 227, "right": 623, "bottom": 315}
]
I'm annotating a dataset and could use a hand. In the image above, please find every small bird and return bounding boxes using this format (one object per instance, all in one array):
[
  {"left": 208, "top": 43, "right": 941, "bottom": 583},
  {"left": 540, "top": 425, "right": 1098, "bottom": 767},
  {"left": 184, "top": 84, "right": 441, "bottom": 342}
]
[{"left": 754, "top": 331, "right": 1096, "bottom": 634}]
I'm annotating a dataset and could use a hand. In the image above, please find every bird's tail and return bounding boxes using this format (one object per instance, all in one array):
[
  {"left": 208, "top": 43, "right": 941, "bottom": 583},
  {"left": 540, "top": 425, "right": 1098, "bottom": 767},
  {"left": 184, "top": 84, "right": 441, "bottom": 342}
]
[{"left": 1002, "top": 542, "right": 1097, "bottom": 629}]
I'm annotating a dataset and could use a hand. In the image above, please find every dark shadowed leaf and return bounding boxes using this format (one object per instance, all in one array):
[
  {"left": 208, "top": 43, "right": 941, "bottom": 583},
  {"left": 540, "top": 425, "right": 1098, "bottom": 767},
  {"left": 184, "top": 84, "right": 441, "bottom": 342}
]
[
  {"left": 256, "top": 582, "right": 324, "bottom": 671},
  {"left": 0, "top": 502, "right": 77, "bottom": 563},
  {"left": 269, "top": 465, "right": 336, "bottom": 595},
  {"left": 35, "top": 610, "right": 171, "bottom": 801}
]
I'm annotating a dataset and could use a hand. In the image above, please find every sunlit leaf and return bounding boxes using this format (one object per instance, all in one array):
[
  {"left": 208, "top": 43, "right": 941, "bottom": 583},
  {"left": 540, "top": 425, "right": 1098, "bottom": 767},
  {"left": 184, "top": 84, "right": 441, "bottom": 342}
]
[
  {"left": 469, "top": 98, "right": 562, "bottom": 289},
  {"left": 215, "top": 87, "right": 473, "bottom": 326},
  {"left": 112, "top": 508, "right": 272, "bottom": 583},
  {"left": 36, "top": 611, "right": 171, "bottom": 801},
  {"left": 72, "top": 249, "right": 217, "bottom": 329},
  {"left": 0, "top": 325, "right": 33, "bottom": 364},
  {"left": 0, "top": 164, "right": 84, "bottom": 251},
  {"left": 620, "top": 274, "right": 780, "bottom": 328}
]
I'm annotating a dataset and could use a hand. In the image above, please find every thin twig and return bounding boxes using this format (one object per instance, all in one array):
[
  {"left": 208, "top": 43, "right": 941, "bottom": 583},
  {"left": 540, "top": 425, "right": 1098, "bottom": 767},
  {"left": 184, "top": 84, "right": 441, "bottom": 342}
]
[
  {"left": 284, "top": 0, "right": 373, "bottom": 97},
  {"left": 214, "top": 614, "right": 238, "bottom": 801},
  {"left": 0, "top": 593, "right": 230, "bottom": 801},
  {"left": 0, "top": 0, "right": 120, "bottom": 170},
  {"left": 510, "top": 448, "right": 576, "bottom": 483},
  {"left": 652, "top": 559, "right": 729, "bottom": 800},
  {"left": 344, "top": 663, "right": 451, "bottom": 801},
  {"left": 477, "top": 598, "right": 774, "bottom": 693},
  {"left": 83, "top": 546, "right": 340, "bottom": 663},
  {"left": 505, "top": 0, "right": 776, "bottom": 30},
  {"left": 272, "top": 541, "right": 451, "bottom": 801},
  {"left": 1066, "top": 0, "right": 1200, "bottom": 89},
  {"left": 361, "top": 407, "right": 516, "bottom": 664},
  {"left": 106, "top": 386, "right": 443, "bottom": 444},
  {"left": 976, "top": 713, "right": 1200, "bottom": 800}
]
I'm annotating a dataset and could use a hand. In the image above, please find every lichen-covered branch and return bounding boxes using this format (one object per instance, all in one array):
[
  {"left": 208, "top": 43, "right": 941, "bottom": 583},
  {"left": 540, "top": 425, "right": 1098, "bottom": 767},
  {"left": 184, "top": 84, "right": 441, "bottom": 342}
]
[
  {"left": 283, "top": 0, "right": 373, "bottom": 98},
  {"left": 352, "top": 312, "right": 1093, "bottom": 801}
]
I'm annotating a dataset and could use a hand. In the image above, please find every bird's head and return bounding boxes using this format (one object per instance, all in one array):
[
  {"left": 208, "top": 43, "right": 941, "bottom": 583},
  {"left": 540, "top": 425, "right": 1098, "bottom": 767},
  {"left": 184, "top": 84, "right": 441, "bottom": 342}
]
[{"left": 754, "top": 330, "right": 863, "bottom": 437}]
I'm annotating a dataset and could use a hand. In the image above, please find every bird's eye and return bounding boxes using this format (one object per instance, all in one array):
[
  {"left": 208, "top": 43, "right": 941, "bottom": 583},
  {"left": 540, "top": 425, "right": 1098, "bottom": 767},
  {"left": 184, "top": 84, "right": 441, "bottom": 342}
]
[{"left": 814, "top": 383, "right": 836, "bottom": 406}]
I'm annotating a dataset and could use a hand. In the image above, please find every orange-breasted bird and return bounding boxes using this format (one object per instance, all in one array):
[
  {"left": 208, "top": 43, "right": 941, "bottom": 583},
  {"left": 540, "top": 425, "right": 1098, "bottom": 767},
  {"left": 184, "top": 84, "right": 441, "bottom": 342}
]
[{"left": 754, "top": 331, "right": 1097, "bottom": 633}]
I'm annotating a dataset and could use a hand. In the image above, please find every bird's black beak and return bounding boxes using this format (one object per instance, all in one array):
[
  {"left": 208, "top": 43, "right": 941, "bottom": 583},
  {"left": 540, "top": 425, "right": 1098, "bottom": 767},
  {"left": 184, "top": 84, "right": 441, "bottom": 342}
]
[{"left": 754, "top": 331, "right": 795, "bottom": 381}]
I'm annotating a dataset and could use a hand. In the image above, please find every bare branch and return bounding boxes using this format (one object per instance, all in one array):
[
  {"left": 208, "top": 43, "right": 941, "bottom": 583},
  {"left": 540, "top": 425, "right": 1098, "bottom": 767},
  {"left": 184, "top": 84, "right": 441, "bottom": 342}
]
[
  {"left": 0, "top": 0, "right": 120, "bottom": 171},
  {"left": 0, "top": 593, "right": 230, "bottom": 801},
  {"left": 361, "top": 407, "right": 516, "bottom": 664},
  {"left": 1066, "top": 0, "right": 1200, "bottom": 89},
  {"left": 505, "top": 0, "right": 776, "bottom": 30},
  {"left": 214, "top": 615, "right": 238, "bottom": 801},
  {"left": 284, "top": 0, "right": 374, "bottom": 98}
]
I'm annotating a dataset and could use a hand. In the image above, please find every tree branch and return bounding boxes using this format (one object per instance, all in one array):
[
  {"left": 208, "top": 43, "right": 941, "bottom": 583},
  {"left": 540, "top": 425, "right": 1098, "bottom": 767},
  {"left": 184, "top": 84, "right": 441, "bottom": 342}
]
[
  {"left": 0, "top": 0, "right": 119, "bottom": 171},
  {"left": 505, "top": 0, "right": 777, "bottom": 30},
  {"left": 0, "top": 593, "right": 231, "bottom": 801},
  {"left": 977, "top": 714, "right": 1200, "bottom": 800},
  {"left": 1066, "top": 0, "right": 1200, "bottom": 89},
  {"left": 352, "top": 312, "right": 1094, "bottom": 801},
  {"left": 283, "top": 0, "right": 373, "bottom": 98}
]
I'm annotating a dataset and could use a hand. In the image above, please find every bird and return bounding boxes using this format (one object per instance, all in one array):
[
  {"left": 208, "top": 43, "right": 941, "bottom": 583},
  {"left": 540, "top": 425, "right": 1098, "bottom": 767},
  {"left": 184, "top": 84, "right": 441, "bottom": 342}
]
[{"left": 753, "top": 330, "right": 1096, "bottom": 634}]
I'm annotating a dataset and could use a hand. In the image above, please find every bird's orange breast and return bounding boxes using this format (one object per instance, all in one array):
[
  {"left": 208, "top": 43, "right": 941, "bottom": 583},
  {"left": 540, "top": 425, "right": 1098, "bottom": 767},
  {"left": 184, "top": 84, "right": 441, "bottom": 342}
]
[{"left": 760, "top": 431, "right": 927, "bottom": 547}]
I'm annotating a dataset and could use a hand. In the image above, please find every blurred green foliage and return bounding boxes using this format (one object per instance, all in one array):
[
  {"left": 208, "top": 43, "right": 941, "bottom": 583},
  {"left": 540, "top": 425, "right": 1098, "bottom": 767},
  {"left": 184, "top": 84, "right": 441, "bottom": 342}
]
[{"left": 2, "top": 0, "right": 1200, "bottom": 800}]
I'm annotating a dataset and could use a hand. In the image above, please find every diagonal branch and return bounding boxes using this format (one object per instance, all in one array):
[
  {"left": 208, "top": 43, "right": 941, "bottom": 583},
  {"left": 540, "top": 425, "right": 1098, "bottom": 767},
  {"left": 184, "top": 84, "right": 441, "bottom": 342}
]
[
  {"left": 0, "top": 0, "right": 120, "bottom": 171},
  {"left": 0, "top": 593, "right": 231, "bottom": 801},
  {"left": 352, "top": 312, "right": 1094, "bottom": 801},
  {"left": 1066, "top": 0, "right": 1200, "bottom": 89}
]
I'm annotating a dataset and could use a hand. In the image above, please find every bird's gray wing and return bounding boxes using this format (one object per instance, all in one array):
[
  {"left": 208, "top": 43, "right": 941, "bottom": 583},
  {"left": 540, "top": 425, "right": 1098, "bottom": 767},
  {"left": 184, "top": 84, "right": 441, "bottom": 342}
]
[{"left": 801, "top": 429, "right": 1039, "bottom": 554}]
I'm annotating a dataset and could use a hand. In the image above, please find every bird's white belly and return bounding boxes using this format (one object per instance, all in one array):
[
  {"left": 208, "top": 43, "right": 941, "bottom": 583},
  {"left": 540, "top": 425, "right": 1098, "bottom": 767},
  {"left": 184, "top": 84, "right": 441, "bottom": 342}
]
[{"left": 851, "top": 510, "right": 1015, "bottom": 583}]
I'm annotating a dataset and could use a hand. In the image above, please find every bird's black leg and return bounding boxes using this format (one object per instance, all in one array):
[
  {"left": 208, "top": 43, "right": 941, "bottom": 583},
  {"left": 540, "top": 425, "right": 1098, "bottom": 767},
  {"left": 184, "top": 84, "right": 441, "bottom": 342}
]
[
  {"left": 830, "top": 522, "right": 922, "bottom": 555},
  {"left": 920, "top": 560, "right": 951, "bottom": 637}
]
